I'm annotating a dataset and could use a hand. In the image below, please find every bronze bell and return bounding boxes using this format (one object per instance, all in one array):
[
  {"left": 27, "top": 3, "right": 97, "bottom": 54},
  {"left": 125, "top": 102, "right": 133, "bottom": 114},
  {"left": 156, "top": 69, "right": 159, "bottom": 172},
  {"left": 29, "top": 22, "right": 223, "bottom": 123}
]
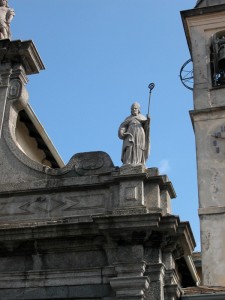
[{"left": 218, "top": 45, "right": 225, "bottom": 70}]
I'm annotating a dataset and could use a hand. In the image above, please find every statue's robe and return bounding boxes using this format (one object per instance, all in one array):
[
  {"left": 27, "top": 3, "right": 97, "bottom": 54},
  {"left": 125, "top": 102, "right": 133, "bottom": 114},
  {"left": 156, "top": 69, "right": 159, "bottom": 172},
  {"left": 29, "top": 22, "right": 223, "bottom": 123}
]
[
  {"left": 118, "top": 113, "right": 149, "bottom": 165},
  {"left": 0, "top": 6, "right": 15, "bottom": 39}
]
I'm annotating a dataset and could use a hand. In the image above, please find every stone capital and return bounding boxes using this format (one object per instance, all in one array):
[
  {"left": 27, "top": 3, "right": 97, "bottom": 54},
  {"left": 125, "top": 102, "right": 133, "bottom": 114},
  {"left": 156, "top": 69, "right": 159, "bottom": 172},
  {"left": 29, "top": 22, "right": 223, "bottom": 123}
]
[{"left": 145, "top": 263, "right": 165, "bottom": 282}]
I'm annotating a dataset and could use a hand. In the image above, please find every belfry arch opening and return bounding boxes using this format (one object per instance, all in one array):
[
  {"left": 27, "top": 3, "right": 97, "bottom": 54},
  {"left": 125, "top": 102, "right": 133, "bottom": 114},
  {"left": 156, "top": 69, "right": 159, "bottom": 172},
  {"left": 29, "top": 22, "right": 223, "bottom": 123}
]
[{"left": 211, "top": 30, "right": 225, "bottom": 87}]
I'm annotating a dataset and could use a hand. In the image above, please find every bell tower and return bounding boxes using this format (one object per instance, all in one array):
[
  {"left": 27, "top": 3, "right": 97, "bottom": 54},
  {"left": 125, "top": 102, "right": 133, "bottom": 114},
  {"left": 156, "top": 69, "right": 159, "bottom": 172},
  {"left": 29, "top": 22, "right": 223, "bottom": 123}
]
[{"left": 181, "top": 0, "right": 225, "bottom": 286}]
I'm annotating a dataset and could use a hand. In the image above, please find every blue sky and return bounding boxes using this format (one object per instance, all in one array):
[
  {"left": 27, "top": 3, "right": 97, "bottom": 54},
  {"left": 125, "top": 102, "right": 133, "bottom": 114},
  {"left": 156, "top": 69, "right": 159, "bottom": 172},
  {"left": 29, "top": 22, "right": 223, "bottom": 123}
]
[{"left": 10, "top": 0, "right": 199, "bottom": 249}]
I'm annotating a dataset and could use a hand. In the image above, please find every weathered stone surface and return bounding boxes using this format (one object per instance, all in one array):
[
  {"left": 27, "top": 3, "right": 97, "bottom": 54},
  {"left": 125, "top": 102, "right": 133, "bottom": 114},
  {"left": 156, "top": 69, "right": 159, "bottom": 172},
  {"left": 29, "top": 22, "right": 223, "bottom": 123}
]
[
  {"left": 119, "top": 179, "right": 144, "bottom": 207},
  {"left": 110, "top": 276, "right": 150, "bottom": 299},
  {"left": 145, "top": 264, "right": 165, "bottom": 300},
  {"left": 182, "top": 2, "right": 225, "bottom": 287},
  {"left": 0, "top": 39, "right": 45, "bottom": 74},
  {"left": 0, "top": 39, "right": 197, "bottom": 299},
  {"left": 0, "top": 211, "right": 196, "bottom": 299}
]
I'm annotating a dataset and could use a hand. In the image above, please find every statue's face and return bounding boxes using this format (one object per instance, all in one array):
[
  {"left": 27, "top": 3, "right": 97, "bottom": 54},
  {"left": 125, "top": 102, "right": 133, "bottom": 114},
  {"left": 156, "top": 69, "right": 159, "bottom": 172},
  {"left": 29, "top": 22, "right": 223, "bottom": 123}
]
[
  {"left": 0, "top": 0, "right": 6, "bottom": 7},
  {"left": 131, "top": 106, "right": 139, "bottom": 116}
]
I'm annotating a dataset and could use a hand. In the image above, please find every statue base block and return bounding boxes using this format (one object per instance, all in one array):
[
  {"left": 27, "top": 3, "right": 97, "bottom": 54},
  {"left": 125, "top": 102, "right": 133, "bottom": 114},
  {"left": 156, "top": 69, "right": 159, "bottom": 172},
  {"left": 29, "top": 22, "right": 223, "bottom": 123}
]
[{"left": 119, "top": 164, "right": 146, "bottom": 175}]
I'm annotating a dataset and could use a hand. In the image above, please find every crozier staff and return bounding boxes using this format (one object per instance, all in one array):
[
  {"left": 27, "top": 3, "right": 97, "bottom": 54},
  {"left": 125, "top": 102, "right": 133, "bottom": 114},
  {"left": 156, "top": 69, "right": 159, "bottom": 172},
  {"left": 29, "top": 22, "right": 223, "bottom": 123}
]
[{"left": 118, "top": 102, "right": 150, "bottom": 166}]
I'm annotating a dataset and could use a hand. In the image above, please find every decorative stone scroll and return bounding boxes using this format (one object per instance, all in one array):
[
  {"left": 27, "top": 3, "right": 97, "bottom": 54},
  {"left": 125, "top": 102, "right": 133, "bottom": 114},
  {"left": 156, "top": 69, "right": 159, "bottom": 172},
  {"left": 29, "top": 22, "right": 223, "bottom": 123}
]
[{"left": 7, "top": 79, "right": 22, "bottom": 100}]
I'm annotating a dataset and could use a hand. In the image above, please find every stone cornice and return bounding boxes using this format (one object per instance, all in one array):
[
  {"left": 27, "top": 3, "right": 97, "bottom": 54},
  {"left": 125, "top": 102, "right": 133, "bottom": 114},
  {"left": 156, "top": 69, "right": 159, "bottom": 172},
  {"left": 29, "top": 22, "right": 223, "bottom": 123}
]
[
  {"left": 0, "top": 39, "right": 45, "bottom": 75},
  {"left": 181, "top": 4, "right": 225, "bottom": 55}
]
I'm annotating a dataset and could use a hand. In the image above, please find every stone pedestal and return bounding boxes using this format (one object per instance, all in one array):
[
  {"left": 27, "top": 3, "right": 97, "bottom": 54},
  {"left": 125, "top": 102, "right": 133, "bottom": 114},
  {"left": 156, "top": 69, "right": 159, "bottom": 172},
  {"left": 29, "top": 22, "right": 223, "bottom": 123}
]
[{"left": 113, "top": 165, "right": 176, "bottom": 217}]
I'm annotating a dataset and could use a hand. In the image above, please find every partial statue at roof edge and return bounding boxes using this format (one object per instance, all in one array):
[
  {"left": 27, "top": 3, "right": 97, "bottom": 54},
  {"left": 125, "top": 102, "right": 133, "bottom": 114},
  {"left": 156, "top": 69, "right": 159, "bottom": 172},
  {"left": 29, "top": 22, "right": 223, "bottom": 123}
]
[
  {"left": 0, "top": 0, "right": 15, "bottom": 40},
  {"left": 195, "top": 0, "right": 203, "bottom": 7},
  {"left": 118, "top": 102, "right": 150, "bottom": 166},
  {"left": 195, "top": 0, "right": 225, "bottom": 8}
]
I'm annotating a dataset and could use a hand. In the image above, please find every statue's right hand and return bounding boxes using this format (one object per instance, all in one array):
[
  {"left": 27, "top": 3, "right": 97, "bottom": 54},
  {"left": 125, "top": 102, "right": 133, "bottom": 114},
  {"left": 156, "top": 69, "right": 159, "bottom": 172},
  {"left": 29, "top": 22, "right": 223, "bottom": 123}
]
[{"left": 124, "top": 132, "right": 133, "bottom": 140}]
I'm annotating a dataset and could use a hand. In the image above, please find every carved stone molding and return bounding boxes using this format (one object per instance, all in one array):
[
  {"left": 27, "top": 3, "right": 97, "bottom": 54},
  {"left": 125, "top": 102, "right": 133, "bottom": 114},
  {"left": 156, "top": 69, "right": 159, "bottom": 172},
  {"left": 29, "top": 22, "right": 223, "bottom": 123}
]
[
  {"left": 110, "top": 276, "right": 150, "bottom": 300},
  {"left": 112, "top": 207, "right": 149, "bottom": 216},
  {"left": 113, "top": 262, "right": 146, "bottom": 277},
  {"left": 7, "top": 79, "right": 29, "bottom": 112},
  {"left": 119, "top": 180, "right": 144, "bottom": 207},
  {"left": 11, "top": 64, "right": 28, "bottom": 85},
  {"left": 145, "top": 263, "right": 165, "bottom": 282},
  {"left": 0, "top": 39, "right": 45, "bottom": 75},
  {"left": 7, "top": 79, "right": 22, "bottom": 100},
  {"left": 0, "top": 189, "right": 110, "bottom": 221},
  {"left": 164, "top": 284, "right": 182, "bottom": 300}
]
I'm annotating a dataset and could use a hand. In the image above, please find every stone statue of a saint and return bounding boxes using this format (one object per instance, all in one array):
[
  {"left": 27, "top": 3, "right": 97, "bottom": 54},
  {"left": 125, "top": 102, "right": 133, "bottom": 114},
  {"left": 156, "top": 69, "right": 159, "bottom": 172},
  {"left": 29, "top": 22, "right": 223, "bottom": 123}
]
[
  {"left": 0, "top": 0, "right": 15, "bottom": 40},
  {"left": 118, "top": 102, "right": 150, "bottom": 166}
]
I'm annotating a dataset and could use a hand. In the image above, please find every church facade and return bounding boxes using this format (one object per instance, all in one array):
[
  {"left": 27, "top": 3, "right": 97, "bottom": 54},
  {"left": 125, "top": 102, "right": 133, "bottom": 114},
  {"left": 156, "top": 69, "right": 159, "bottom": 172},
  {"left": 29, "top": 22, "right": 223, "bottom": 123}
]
[{"left": 0, "top": 1, "right": 224, "bottom": 299}]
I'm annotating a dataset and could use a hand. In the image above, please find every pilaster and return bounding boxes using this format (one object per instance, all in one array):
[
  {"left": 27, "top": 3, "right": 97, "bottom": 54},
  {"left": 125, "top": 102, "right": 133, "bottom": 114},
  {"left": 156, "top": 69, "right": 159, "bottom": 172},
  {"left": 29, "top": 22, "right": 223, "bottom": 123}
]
[
  {"left": 0, "top": 63, "right": 12, "bottom": 137},
  {"left": 144, "top": 263, "right": 165, "bottom": 300},
  {"left": 160, "top": 251, "right": 182, "bottom": 300}
]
